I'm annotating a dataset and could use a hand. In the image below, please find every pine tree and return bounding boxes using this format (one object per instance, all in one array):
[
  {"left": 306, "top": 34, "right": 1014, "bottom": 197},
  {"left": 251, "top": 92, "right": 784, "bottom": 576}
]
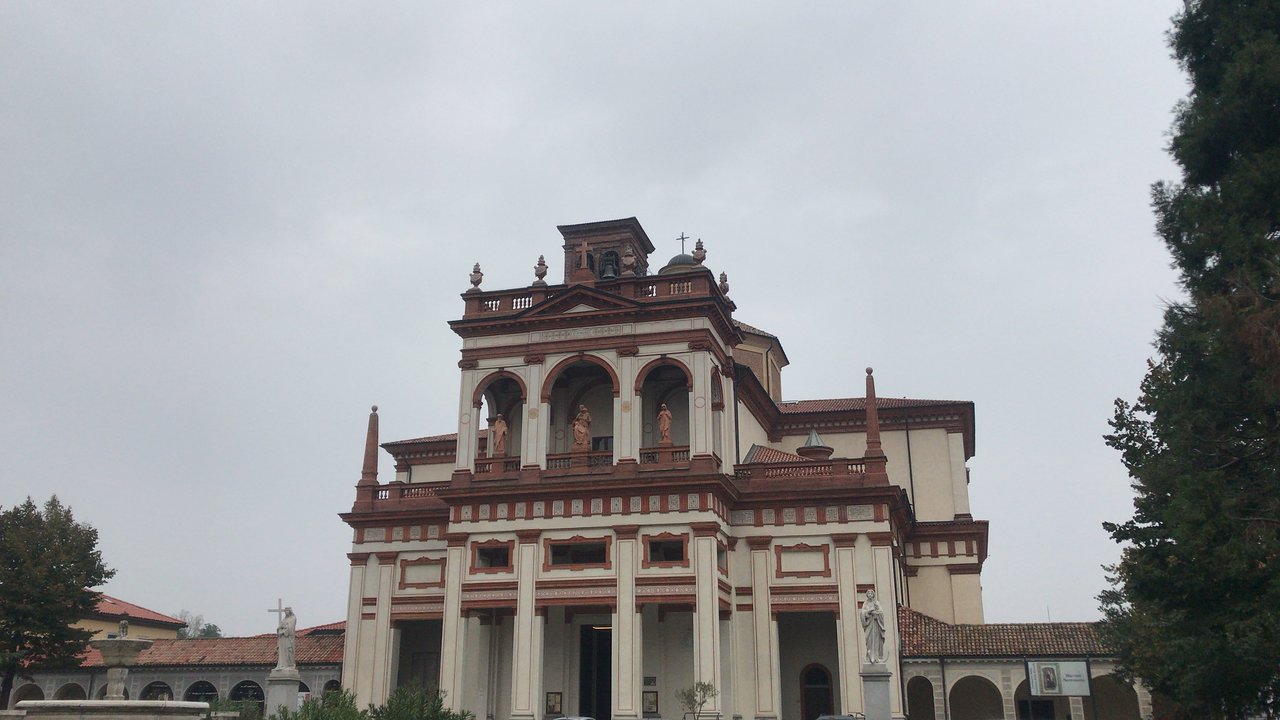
[
  {"left": 0, "top": 496, "right": 114, "bottom": 707},
  {"left": 1100, "top": 1, "right": 1280, "bottom": 718}
]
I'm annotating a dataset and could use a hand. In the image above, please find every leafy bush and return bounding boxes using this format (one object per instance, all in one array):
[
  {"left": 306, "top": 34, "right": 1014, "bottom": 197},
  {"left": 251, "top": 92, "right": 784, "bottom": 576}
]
[
  {"left": 369, "top": 686, "right": 471, "bottom": 720},
  {"left": 271, "top": 689, "right": 366, "bottom": 720}
]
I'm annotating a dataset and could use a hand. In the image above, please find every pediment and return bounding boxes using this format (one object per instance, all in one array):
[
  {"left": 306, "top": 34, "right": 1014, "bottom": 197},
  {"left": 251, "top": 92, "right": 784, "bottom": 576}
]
[{"left": 520, "top": 286, "right": 639, "bottom": 318}]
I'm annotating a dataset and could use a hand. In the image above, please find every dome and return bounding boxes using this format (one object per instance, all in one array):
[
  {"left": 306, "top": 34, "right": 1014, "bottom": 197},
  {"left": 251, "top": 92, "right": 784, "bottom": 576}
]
[{"left": 658, "top": 253, "right": 698, "bottom": 275}]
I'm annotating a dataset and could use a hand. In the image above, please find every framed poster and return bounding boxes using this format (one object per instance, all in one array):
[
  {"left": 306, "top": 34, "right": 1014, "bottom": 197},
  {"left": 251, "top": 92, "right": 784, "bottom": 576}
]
[
  {"left": 643, "top": 690, "right": 659, "bottom": 716},
  {"left": 1026, "top": 660, "right": 1091, "bottom": 696},
  {"left": 545, "top": 691, "right": 562, "bottom": 717}
]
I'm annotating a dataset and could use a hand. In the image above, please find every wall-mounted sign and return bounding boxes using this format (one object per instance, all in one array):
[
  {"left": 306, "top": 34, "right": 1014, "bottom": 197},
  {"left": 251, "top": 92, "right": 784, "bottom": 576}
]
[{"left": 1026, "top": 660, "right": 1091, "bottom": 696}]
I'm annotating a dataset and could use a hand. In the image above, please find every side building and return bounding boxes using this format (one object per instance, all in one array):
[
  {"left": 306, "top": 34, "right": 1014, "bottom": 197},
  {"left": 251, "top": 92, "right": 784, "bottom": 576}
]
[{"left": 336, "top": 217, "right": 1151, "bottom": 720}]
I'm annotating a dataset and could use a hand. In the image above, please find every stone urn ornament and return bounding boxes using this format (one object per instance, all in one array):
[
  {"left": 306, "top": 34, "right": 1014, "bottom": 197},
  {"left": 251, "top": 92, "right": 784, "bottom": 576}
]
[
  {"left": 692, "top": 239, "right": 707, "bottom": 264},
  {"left": 719, "top": 271, "right": 730, "bottom": 295},
  {"left": 468, "top": 263, "right": 483, "bottom": 293},
  {"left": 533, "top": 255, "right": 548, "bottom": 286}
]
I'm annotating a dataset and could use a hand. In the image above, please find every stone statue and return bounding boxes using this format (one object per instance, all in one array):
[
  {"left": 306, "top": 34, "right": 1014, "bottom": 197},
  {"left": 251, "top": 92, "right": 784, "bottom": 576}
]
[
  {"left": 118, "top": 618, "right": 128, "bottom": 638},
  {"left": 861, "top": 589, "right": 886, "bottom": 664},
  {"left": 657, "top": 403, "right": 673, "bottom": 444},
  {"left": 277, "top": 607, "right": 297, "bottom": 669},
  {"left": 571, "top": 405, "right": 592, "bottom": 448},
  {"left": 492, "top": 414, "right": 508, "bottom": 456}
]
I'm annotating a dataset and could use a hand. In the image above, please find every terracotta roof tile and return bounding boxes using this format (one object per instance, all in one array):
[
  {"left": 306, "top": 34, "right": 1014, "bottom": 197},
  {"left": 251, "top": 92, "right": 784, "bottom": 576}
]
[
  {"left": 777, "top": 398, "right": 969, "bottom": 414},
  {"left": 742, "top": 444, "right": 809, "bottom": 464},
  {"left": 80, "top": 634, "right": 344, "bottom": 668},
  {"left": 93, "top": 595, "right": 185, "bottom": 628},
  {"left": 383, "top": 433, "right": 457, "bottom": 447},
  {"left": 898, "top": 606, "right": 1110, "bottom": 657},
  {"left": 733, "top": 320, "right": 777, "bottom": 339}
]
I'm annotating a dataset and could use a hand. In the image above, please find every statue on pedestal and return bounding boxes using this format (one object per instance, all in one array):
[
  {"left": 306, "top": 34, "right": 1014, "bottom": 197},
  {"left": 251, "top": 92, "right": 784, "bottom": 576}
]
[
  {"left": 492, "top": 414, "right": 508, "bottom": 456},
  {"left": 657, "top": 403, "right": 673, "bottom": 445},
  {"left": 861, "top": 589, "right": 886, "bottom": 664},
  {"left": 276, "top": 607, "right": 297, "bottom": 670},
  {"left": 571, "top": 405, "right": 592, "bottom": 449}
]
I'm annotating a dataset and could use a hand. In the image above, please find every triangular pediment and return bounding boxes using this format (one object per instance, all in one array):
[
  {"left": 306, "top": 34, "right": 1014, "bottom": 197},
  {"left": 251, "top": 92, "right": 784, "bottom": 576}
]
[{"left": 520, "top": 286, "right": 640, "bottom": 318}]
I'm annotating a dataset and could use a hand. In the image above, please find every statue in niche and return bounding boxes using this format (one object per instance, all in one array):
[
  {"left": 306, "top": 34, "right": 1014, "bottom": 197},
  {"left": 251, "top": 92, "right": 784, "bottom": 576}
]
[
  {"left": 657, "top": 403, "right": 673, "bottom": 445},
  {"left": 861, "top": 589, "right": 886, "bottom": 664},
  {"left": 118, "top": 618, "right": 129, "bottom": 638},
  {"left": 492, "top": 414, "right": 508, "bottom": 456},
  {"left": 277, "top": 607, "right": 297, "bottom": 669},
  {"left": 571, "top": 405, "right": 592, "bottom": 449}
]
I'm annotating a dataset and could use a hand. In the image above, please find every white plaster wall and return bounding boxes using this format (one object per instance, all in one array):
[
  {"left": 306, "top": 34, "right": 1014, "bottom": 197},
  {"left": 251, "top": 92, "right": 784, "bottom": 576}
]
[
  {"left": 406, "top": 462, "right": 454, "bottom": 484},
  {"left": 951, "top": 573, "right": 985, "bottom": 624},
  {"left": 908, "top": 566, "right": 956, "bottom": 624}
]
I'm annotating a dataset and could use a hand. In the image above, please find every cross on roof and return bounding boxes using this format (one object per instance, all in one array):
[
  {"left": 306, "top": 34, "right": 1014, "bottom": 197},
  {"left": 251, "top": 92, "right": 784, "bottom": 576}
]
[
  {"left": 267, "top": 598, "right": 287, "bottom": 622},
  {"left": 677, "top": 232, "right": 689, "bottom": 253}
]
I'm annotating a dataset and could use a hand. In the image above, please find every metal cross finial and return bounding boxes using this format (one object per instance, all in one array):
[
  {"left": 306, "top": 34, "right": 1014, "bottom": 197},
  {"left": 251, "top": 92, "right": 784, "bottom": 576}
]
[{"left": 676, "top": 232, "right": 689, "bottom": 253}]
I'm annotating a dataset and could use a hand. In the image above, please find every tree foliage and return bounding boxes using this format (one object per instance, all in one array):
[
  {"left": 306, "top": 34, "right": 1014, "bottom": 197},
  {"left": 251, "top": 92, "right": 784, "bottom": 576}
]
[
  {"left": 0, "top": 496, "right": 114, "bottom": 708},
  {"left": 1101, "top": 2, "right": 1280, "bottom": 718},
  {"left": 175, "top": 610, "right": 223, "bottom": 639}
]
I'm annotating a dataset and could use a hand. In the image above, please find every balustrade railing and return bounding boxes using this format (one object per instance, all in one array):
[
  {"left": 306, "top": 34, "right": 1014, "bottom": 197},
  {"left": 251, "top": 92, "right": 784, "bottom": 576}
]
[
  {"left": 545, "top": 450, "right": 613, "bottom": 471},
  {"left": 734, "top": 459, "right": 866, "bottom": 481},
  {"left": 639, "top": 445, "right": 691, "bottom": 465}
]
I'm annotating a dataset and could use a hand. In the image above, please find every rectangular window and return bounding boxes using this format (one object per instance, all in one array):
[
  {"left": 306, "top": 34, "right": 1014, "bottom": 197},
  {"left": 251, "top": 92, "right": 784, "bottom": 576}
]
[
  {"left": 648, "top": 539, "right": 685, "bottom": 564},
  {"left": 477, "top": 546, "right": 510, "bottom": 568},
  {"left": 550, "top": 542, "right": 607, "bottom": 565}
]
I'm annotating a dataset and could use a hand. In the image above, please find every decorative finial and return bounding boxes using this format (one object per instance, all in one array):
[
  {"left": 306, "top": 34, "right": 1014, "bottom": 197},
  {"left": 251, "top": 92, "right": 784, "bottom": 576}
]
[
  {"left": 677, "top": 232, "right": 689, "bottom": 253},
  {"left": 622, "top": 246, "right": 638, "bottom": 276},
  {"left": 533, "top": 255, "right": 548, "bottom": 286},
  {"left": 371, "top": 405, "right": 378, "bottom": 413},
  {"left": 866, "top": 367, "right": 873, "bottom": 375},
  {"left": 692, "top": 239, "right": 706, "bottom": 264},
  {"left": 468, "top": 263, "right": 483, "bottom": 292},
  {"left": 719, "top": 271, "right": 730, "bottom": 295},
  {"left": 359, "top": 404, "right": 380, "bottom": 486}
]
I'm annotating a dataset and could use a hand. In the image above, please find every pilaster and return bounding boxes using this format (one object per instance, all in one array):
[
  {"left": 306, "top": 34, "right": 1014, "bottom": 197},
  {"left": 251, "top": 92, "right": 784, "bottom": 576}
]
[
  {"left": 510, "top": 531, "right": 543, "bottom": 720},
  {"left": 439, "top": 536, "right": 470, "bottom": 710},
  {"left": 869, "top": 539, "right": 902, "bottom": 716},
  {"left": 613, "top": 527, "right": 642, "bottom": 720},
  {"left": 748, "top": 537, "right": 780, "bottom": 720},
  {"left": 370, "top": 552, "right": 398, "bottom": 706},
  {"left": 833, "top": 534, "right": 865, "bottom": 714},
  {"left": 457, "top": 368, "right": 479, "bottom": 470},
  {"left": 693, "top": 531, "right": 723, "bottom": 715},
  {"left": 341, "top": 554, "right": 368, "bottom": 699}
]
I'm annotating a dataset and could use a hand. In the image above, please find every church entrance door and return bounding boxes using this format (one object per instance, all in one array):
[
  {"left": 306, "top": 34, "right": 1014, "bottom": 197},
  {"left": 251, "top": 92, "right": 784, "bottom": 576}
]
[{"left": 578, "top": 625, "right": 612, "bottom": 720}]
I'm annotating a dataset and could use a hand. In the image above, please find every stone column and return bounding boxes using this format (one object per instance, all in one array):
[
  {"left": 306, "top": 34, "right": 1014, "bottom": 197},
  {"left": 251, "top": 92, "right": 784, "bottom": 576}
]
[
  {"left": 615, "top": 355, "right": 637, "bottom": 463},
  {"left": 439, "top": 535, "right": 471, "bottom": 711},
  {"left": 341, "top": 553, "right": 369, "bottom": 698},
  {"left": 692, "top": 524, "right": 724, "bottom": 716},
  {"left": 689, "top": 352, "right": 712, "bottom": 456},
  {"left": 370, "top": 552, "right": 398, "bottom": 706},
  {"left": 832, "top": 534, "right": 865, "bottom": 715},
  {"left": 868, "top": 534, "right": 902, "bottom": 716},
  {"left": 524, "top": 362, "right": 545, "bottom": 469},
  {"left": 510, "top": 530, "right": 544, "bottom": 720},
  {"left": 747, "top": 536, "right": 781, "bottom": 720},
  {"left": 613, "top": 526, "right": 643, "bottom": 720},
  {"left": 456, "top": 369, "right": 479, "bottom": 471}
]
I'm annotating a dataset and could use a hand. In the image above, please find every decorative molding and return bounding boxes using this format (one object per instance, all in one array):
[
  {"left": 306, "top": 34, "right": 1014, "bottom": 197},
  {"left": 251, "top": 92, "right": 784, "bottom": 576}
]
[
  {"left": 774, "top": 542, "right": 832, "bottom": 579},
  {"left": 641, "top": 531, "right": 690, "bottom": 569},
  {"left": 542, "top": 534, "right": 613, "bottom": 572},
  {"left": 399, "top": 556, "right": 446, "bottom": 589},
  {"left": 469, "top": 539, "right": 515, "bottom": 575}
]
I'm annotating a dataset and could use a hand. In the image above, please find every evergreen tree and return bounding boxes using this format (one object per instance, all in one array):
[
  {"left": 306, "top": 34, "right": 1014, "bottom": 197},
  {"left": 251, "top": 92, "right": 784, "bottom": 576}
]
[
  {"left": 1101, "top": 1, "right": 1280, "bottom": 718},
  {"left": 0, "top": 496, "right": 114, "bottom": 707}
]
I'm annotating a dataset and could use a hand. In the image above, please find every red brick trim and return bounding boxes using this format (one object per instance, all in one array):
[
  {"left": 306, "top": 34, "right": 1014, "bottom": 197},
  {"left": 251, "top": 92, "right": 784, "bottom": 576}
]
[
  {"left": 399, "top": 556, "right": 446, "bottom": 589},
  {"left": 831, "top": 533, "right": 859, "bottom": 548},
  {"left": 471, "top": 370, "right": 528, "bottom": 408},
  {"left": 633, "top": 356, "right": 693, "bottom": 394},
  {"left": 746, "top": 535, "right": 773, "bottom": 550},
  {"left": 947, "top": 563, "right": 982, "bottom": 575},
  {"left": 690, "top": 521, "right": 720, "bottom": 538},
  {"left": 542, "top": 534, "right": 613, "bottom": 572},
  {"left": 515, "top": 529, "right": 542, "bottom": 544},
  {"left": 376, "top": 552, "right": 399, "bottom": 565},
  {"left": 348, "top": 552, "right": 371, "bottom": 565},
  {"left": 614, "top": 524, "right": 640, "bottom": 540},
  {"left": 642, "top": 531, "right": 690, "bottom": 569},
  {"left": 540, "top": 354, "right": 621, "bottom": 402},
  {"left": 469, "top": 539, "right": 515, "bottom": 574},
  {"left": 445, "top": 532, "right": 469, "bottom": 548},
  {"left": 868, "top": 532, "right": 894, "bottom": 547},
  {"left": 774, "top": 543, "right": 832, "bottom": 579}
]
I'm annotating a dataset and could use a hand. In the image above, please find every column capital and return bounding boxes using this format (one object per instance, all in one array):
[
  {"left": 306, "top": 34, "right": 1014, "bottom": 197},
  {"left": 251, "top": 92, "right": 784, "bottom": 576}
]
[
  {"left": 445, "top": 532, "right": 470, "bottom": 547},
  {"left": 832, "top": 533, "right": 860, "bottom": 548},
  {"left": 515, "top": 528, "right": 542, "bottom": 544},
  {"left": 614, "top": 524, "right": 640, "bottom": 540},
  {"left": 691, "top": 521, "right": 721, "bottom": 538},
  {"left": 746, "top": 535, "right": 774, "bottom": 550}
]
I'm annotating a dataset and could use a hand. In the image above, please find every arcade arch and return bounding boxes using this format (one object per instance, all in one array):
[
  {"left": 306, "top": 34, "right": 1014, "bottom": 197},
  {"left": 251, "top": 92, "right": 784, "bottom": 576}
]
[
  {"left": 184, "top": 681, "right": 218, "bottom": 703},
  {"left": 636, "top": 359, "right": 691, "bottom": 450},
  {"left": 140, "top": 682, "right": 174, "bottom": 701},
  {"left": 1084, "top": 674, "right": 1140, "bottom": 720},
  {"left": 11, "top": 683, "right": 44, "bottom": 706},
  {"left": 53, "top": 683, "right": 86, "bottom": 700},
  {"left": 907, "top": 676, "right": 937, "bottom": 720},
  {"left": 544, "top": 357, "right": 617, "bottom": 458},
  {"left": 950, "top": 675, "right": 1004, "bottom": 720},
  {"left": 473, "top": 371, "right": 526, "bottom": 469}
]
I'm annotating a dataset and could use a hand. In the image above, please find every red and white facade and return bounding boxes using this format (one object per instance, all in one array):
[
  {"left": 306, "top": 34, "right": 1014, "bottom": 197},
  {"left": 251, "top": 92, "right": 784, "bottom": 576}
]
[{"left": 340, "top": 218, "right": 988, "bottom": 720}]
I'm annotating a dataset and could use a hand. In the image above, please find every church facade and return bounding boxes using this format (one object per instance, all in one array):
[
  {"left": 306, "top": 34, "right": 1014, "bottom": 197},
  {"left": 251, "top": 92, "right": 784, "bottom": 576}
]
[{"left": 337, "top": 218, "right": 1145, "bottom": 720}]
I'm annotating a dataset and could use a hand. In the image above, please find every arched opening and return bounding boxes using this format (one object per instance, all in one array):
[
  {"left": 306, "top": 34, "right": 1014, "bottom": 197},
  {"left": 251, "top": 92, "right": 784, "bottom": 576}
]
[
  {"left": 230, "top": 680, "right": 265, "bottom": 712},
  {"left": 53, "top": 683, "right": 86, "bottom": 700},
  {"left": 545, "top": 358, "right": 616, "bottom": 467},
  {"left": 140, "top": 682, "right": 174, "bottom": 701},
  {"left": 637, "top": 360, "right": 691, "bottom": 464},
  {"left": 599, "top": 250, "right": 621, "bottom": 280},
  {"left": 949, "top": 675, "right": 1003, "bottom": 720},
  {"left": 184, "top": 681, "right": 219, "bottom": 703},
  {"left": 800, "top": 664, "right": 834, "bottom": 720},
  {"left": 93, "top": 685, "right": 129, "bottom": 700},
  {"left": 322, "top": 680, "right": 342, "bottom": 695},
  {"left": 12, "top": 683, "right": 44, "bottom": 706},
  {"left": 473, "top": 372, "right": 525, "bottom": 474},
  {"left": 1015, "top": 678, "right": 1066, "bottom": 720},
  {"left": 908, "top": 676, "right": 937, "bottom": 720},
  {"left": 1085, "top": 674, "right": 1140, "bottom": 720}
]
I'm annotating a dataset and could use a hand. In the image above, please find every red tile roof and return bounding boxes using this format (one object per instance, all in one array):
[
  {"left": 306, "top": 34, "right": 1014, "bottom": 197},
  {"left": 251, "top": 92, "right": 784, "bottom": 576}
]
[
  {"left": 381, "top": 427, "right": 458, "bottom": 445},
  {"left": 742, "top": 444, "right": 809, "bottom": 464},
  {"left": 80, "top": 633, "right": 344, "bottom": 668},
  {"left": 777, "top": 398, "right": 970, "bottom": 413},
  {"left": 898, "top": 606, "right": 1110, "bottom": 657},
  {"left": 733, "top": 320, "right": 777, "bottom": 339},
  {"left": 92, "top": 595, "right": 185, "bottom": 628}
]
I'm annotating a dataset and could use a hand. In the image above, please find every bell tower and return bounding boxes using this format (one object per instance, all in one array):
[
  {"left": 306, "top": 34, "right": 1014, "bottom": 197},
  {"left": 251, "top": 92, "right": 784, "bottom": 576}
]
[{"left": 558, "top": 217, "right": 655, "bottom": 282}]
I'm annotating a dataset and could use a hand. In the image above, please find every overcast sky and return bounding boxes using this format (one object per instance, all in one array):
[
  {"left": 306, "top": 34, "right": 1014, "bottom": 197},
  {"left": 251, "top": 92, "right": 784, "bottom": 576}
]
[{"left": 1, "top": 2, "right": 1187, "bottom": 636}]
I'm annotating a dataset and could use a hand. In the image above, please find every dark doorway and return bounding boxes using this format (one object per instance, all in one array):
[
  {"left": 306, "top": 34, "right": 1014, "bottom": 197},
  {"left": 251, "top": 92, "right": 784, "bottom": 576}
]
[
  {"left": 579, "top": 625, "right": 612, "bottom": 720},
  {"left": 801, "top": 664, "right": 834, "bottom": 720}
]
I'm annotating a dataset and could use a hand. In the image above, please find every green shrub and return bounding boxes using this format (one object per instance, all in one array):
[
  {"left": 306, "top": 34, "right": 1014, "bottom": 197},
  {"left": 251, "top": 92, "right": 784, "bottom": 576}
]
[
  {"left": 270, "top": 688, "right": 367, "bottom": 720},
  {"left": 368, "top": 686, "right": 471, "bottom": 720}
]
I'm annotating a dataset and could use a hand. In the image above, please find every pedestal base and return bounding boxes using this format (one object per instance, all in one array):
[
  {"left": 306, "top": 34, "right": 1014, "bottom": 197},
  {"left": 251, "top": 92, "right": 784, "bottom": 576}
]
[
  {"left": 266, "top": 668, "right": 302, "bottom": 715},
  {"left": 861, "top": 662, "right": 892, "bottom": 720}
]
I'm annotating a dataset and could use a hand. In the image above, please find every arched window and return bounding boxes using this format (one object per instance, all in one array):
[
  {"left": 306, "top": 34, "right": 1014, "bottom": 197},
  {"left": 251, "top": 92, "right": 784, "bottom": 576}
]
[
  {"left": 800, "top": 664, "right": 834, "bottom": 720},
  {"left": 12, "top": 683, "right": 44, "bottom": 706},
  {"left": 637, "top": 359, "right": 692, "bottom": 461},
  {"left": 472, "top": 372, "right": 525, "bottom": 473},
  {"left": 140, "top": 682, "right": 173, "bottom": 701},
  {"left": 599, "top": 251, "right": 620, "bottom": 280},
  {"left": 184, "top": 681, "right": 219, "bottom": 703},
  {"left": 1086, "top": 674, "right": 1140, "bottom": 720}
]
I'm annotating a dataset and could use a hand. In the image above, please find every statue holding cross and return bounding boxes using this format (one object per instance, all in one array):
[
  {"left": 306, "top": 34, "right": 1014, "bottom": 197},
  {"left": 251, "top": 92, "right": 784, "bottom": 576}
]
[{"left": 268, "top": 599, "right": 297, "bottom": 670}]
